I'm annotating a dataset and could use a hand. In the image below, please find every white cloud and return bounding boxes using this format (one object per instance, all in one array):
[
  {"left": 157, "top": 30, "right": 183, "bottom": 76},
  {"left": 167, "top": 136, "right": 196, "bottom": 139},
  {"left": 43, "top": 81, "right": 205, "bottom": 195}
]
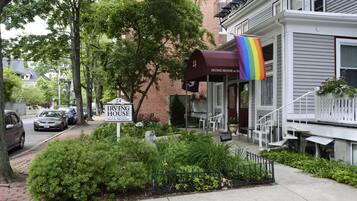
[{"left": 1, "top": 16, "right": 49, "bottom": 40}]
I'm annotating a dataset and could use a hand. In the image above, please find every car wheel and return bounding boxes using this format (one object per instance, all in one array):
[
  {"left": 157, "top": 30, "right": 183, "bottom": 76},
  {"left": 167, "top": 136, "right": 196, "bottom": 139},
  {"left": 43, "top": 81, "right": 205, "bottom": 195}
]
[
  {"left": 18, "top": 134, "right": 25, "bottom": 149},
  {"left": 34, "top": 127, "right": 38, "bottom": 131},
  {"left": 60, "top": 123, "right": 65, "bottom": 131}
]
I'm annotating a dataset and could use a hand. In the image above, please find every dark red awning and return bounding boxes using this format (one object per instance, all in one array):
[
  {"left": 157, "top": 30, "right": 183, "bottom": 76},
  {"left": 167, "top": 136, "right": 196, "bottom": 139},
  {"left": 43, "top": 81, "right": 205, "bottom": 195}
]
[{"left": 184, "top": 49, "right": 239, "bottom": 82}]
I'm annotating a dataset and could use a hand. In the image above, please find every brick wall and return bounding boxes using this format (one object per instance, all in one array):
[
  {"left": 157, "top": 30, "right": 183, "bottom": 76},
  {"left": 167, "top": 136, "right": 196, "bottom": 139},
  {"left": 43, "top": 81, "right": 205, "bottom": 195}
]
[{"left": 134, "top": 0, "right": 227, "bottom": 123}]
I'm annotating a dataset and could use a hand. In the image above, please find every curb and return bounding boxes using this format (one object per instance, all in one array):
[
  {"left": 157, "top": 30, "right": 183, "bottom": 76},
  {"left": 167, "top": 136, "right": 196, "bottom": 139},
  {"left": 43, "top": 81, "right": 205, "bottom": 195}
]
[{"left": 10, "top": 125, "right": 77, "bottom": 160}]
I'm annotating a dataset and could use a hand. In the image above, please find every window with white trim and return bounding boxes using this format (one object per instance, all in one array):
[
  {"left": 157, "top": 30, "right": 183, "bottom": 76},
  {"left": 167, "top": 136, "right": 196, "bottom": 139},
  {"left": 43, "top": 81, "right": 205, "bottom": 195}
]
[
  {"left": 261, "top": 76, "right": 273, "bottom": 106},
  {"left": 312, "top": 0, "right": 325, "bottom": 12},
  {"left": 213, "top": 83, "right": 224, "bottom": 114},
  {"left": 337, "top": 39, "right": 357, "bottom": 88},
  {"left": 242, "top": 20, "right": 249, "bottom": 33},
  {"left": 352, "top": 143, "right": 357, "bottom": 165},
  {"left": 235, "top": 24, "right": 242, "bottom": 35},
  {"left": 289, "top": 0, "right": 303, "bottom": 10},
  {"left": 273, "top": 1, "right": 281, "bottom": 16}
]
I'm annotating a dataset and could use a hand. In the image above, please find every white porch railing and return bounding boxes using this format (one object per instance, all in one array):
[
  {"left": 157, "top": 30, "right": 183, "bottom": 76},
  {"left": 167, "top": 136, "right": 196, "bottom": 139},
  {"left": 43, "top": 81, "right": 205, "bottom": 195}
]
[
  {"left": 316, "top": 95, "right": 357, "bottom": 124},
  {"left": 254, "top": 88, "right": 318, "bottom": 149}
]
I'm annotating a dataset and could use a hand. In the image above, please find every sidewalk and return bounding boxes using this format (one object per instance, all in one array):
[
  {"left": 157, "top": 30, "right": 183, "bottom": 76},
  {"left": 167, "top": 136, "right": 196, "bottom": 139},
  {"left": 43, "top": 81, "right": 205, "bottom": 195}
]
[
  {"left": 0, "top": 117, "right": 104, "bottom": 201},
  {"left": 142, "top": 136, "right": 357, "bottom": 201}
]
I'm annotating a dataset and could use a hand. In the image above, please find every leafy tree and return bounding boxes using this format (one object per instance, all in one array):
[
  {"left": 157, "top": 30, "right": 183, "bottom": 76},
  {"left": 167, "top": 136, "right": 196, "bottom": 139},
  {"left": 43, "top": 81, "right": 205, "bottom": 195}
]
[
  {"left": 0, "top": 0, "right": 14, "bottom": 183},
  {"left": 96, "top": 0, "right": 212, "bottom": 121},
  {"left": 3, "top": 68, "right": 21, "bottom": 102},
  {"left": 8, "top": 0, "right": 95, "bottom": 125},
  {"left": 14, "top": 85, "right": 46, "bottom": 107}
]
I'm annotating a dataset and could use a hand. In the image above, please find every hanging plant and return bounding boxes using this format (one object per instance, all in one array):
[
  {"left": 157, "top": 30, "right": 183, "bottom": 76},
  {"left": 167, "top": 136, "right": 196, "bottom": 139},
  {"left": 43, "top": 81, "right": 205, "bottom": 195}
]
[{"left": 317, "top": 78, "right": 357, "bottom": 98}]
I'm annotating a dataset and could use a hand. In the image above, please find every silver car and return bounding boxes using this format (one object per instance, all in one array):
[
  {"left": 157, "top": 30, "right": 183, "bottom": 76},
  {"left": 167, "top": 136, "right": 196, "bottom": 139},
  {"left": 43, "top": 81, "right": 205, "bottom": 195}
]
[
  {"left": 34, "top": 110, "right": 68, "bottom": 131},
  {"left": 4, "top": 110, "right": 25, "bottom": 151}
]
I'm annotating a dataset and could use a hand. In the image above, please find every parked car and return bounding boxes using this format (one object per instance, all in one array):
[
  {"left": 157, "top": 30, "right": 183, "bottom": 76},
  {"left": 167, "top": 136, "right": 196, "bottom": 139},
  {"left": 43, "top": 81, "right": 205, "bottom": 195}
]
[
  {"left": 59, "top": 107, "right": 77, "bottom": 125},
  {"left": 34, "top": 110, "right": 68, "bottom": 131},
  {"left": 4, "top": 110, "right": 25, "bottom": 151},
  {"left": 83, "top": 108, "right": 94, "bottom": 120}
]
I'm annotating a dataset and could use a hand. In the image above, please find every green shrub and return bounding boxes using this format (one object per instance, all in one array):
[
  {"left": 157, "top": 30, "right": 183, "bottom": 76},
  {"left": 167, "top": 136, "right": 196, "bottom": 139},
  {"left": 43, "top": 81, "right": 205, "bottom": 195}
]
[
  {"left": 28, "top": 137, "right": 159, "bottom": 201},
  {"left": 261, "top": 150, "right": 357, "bottom": 187},
  {"left": 175, "top": 165, "right": 219, "bottom": 192},
  {"left": 92, "top": 122, "right": 179, "bottom": 142},
  {"left": 186, "top": 140, "right": 232, "bottom": 173},
  {"left": 91, "top": 123, "right": 116, "bottom": 142}
]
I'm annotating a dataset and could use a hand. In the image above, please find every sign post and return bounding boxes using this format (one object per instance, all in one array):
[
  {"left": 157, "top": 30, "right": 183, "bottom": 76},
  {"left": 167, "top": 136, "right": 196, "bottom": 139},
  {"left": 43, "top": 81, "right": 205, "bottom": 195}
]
[{"left": 104, "top": 98, "right": 133, "bottom": 141}]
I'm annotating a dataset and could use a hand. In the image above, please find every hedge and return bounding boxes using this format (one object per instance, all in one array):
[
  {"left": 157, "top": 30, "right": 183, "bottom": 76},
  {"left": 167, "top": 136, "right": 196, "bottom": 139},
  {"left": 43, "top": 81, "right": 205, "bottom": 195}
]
[{"left": 261, "top": 150, "right": 357, "bottom": 187}]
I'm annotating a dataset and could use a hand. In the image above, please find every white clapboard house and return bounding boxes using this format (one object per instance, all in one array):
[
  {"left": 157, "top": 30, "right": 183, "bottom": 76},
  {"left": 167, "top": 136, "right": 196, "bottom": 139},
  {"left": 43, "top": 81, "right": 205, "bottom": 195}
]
[{"left": 184, "top": 0, "right": 357, "bottom": 165}]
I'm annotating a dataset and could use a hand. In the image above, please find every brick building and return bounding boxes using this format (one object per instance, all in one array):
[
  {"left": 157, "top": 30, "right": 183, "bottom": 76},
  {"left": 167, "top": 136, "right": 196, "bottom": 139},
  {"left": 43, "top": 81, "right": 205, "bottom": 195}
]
[{"left": 134, "top": 0, "right": 228, "bottom": 123}]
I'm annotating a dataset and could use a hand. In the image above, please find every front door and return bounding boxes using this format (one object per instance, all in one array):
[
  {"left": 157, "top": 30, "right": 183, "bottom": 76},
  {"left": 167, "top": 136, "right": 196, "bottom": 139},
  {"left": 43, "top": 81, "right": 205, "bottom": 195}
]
[
  {"left": 228, "top": 84, "right": 238, "bottom": 122},
  {"left": 239, "top": 82, "right": 249, "bottom": 133}
]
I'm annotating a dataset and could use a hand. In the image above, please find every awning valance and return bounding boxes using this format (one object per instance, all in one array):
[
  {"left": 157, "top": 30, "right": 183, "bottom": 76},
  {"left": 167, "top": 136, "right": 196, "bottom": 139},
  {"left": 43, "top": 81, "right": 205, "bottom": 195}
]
[
  {"left": 184, "top": 49, "right": 239, "bottom": 82},
  {"left": 306, "top": 136, "right": 334, "bottom": 146}
]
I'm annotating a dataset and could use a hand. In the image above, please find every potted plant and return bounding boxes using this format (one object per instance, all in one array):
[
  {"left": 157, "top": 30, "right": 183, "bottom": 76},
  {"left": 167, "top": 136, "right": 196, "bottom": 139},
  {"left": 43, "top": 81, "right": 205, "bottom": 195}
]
[{"left": 228, "top": 117, "right": 239, "bottom": 135}]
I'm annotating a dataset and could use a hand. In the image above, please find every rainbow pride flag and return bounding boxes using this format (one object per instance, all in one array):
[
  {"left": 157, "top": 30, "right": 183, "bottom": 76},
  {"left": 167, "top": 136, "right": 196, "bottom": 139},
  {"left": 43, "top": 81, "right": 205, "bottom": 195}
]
[{"left": 235, "top": 35, "right": 266, "bottom": 80}]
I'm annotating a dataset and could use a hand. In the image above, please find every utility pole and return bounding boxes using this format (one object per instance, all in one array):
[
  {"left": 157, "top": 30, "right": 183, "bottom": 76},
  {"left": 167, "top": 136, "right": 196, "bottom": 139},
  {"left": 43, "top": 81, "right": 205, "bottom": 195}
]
[{"left": 58, "top": 65, "right": 61, "bottom": 108}]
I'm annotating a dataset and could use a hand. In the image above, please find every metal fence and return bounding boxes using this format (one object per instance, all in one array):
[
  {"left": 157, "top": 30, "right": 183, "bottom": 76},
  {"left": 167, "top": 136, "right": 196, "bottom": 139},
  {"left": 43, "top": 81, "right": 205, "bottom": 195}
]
[{"left": 152, "top": 151, "right": 275, "bottom": 193}]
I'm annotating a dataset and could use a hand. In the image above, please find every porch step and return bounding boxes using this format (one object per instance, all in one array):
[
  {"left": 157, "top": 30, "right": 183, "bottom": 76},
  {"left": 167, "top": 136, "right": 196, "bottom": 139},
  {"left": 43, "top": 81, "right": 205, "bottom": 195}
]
[
  {"left": 283, "top": 134, "right": 298, "bottom": 140},
  {"left": 268, "top": 139, "right": 288, "bottom": 147},
  {"left": 287, "top": 126, "right": 310, "bottom": 133}
]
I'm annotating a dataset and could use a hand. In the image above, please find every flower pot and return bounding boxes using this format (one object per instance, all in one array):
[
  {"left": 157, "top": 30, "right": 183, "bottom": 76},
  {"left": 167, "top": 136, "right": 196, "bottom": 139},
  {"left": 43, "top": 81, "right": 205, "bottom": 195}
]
[{"left": 228, "top": 123, "right": 239, "bottom": 134}]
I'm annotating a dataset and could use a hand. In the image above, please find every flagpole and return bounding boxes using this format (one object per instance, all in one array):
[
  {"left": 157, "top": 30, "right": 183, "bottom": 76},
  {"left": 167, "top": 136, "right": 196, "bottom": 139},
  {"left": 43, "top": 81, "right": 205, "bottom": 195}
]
[
  {"left": 206, "top": 75, "right": 209, "bottom": 134},
  {"left": 185, "top": 82, "right": 188, "bottom": 132}
]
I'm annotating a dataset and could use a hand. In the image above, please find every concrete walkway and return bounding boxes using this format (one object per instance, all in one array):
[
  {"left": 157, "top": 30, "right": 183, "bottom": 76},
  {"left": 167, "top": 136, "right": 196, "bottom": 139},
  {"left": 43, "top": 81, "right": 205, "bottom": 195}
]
[{"left": 143, "top": 135, "right": 357, "bottom": 201}]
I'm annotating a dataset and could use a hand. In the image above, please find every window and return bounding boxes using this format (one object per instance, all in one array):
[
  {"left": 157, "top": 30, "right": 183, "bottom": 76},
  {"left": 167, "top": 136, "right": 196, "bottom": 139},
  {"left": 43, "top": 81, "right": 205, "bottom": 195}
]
[
  {"left": 214, "top": 83, "right": 223, "bottom": 107},
  {"left": 273, "top": 1, "right": 281, "bottom": 16},
  {"left": 352, "top": 144, "right": 357, "bottom": 165},
  {"left": 290, "top": 0, "right": 303, "bottom": 10},
  {"left": 263, "top": 44, "right": 274, "bottom": 62},
  {"left": 242, "top": 20, "right": 249, "bottom": 33},
  {"left": 235, "top": 24, "right": 242, "bottom": 35},
  {"left": 5, "top": 115, "right": 12, "bottom": 125},
  {"left": 337, "top": 39, "right": 357, "bottom": 88},
  {"left": 312, "top": 0, "right": 324, "bottom": 12},
  {"left": 261, "top": 76, "right": 273, "bottom": 106},
  {"left": 11, "top": 114, "right": 19, "bottom": 125}
]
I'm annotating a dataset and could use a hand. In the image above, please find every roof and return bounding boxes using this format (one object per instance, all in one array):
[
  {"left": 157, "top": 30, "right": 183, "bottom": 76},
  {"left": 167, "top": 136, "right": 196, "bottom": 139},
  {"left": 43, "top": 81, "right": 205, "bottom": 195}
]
[
  {"left": 184, "top": 49, "right": 239, "bottom": 82},
  {"left": 3, "top": 59, "right": 38, "bottom": 81}
]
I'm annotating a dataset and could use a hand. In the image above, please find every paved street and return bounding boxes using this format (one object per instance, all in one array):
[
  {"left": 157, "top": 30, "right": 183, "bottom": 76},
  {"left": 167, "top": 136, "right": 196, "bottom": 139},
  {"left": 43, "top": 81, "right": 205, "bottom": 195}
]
[{"left": 8, "top": 117, "right": 74, "bottom": 158}]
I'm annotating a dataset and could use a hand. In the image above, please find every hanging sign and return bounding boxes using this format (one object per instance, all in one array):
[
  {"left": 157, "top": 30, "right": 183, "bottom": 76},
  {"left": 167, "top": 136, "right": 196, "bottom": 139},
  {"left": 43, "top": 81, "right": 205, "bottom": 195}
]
[
  {"left": 105, "top": 98, "right": 133, "bottom": 122},
  {"left": 104, "top": 98, "right": 133, "bottom": 142}
]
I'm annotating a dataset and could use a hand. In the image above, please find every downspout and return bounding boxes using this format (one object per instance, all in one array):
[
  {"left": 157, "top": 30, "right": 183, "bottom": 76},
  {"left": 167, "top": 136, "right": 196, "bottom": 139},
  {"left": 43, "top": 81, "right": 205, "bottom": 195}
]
[{"left": 275, "top": 15, "right": 286, "bottom": 137}]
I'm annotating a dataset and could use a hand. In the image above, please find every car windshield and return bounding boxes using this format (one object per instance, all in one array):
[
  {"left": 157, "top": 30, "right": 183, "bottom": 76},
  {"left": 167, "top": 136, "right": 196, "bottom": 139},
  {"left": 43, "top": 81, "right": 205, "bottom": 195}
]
[{"left": 39, "top": 111, "right": 61, "bottom": 118}]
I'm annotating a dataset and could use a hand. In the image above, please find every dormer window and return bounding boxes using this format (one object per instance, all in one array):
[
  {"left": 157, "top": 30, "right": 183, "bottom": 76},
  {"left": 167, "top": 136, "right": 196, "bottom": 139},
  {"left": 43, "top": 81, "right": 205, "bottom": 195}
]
[
  {"left": 289, "top": 0, "right": 303, "bottom": 10},
  {"left": 312, "top": 0, "right": 324, "bottom": 12}
]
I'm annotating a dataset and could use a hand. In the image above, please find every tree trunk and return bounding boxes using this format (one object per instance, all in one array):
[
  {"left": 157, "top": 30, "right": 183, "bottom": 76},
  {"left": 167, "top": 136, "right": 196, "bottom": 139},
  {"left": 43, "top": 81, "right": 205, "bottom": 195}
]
[
  {"left": 0, "top": 8, "right": 14, "bottom": 183},
  {"left": 133, "top": 66, "right": 159, "bottom": 121},
  {"left": 71, "top": 4, "right": 85, "bottom": 125},
  {"left": 85, "top": 65, "right": 93, "bottom": 121},
  {"left": 94, "top": 82, "right": 103, "bottom": 115}
]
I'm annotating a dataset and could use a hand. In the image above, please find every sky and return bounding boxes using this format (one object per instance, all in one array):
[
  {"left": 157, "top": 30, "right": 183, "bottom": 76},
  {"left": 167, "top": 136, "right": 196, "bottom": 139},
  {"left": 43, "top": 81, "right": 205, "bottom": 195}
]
[{"left": 1, "top": 17, "right": 49, "bottom": 40}]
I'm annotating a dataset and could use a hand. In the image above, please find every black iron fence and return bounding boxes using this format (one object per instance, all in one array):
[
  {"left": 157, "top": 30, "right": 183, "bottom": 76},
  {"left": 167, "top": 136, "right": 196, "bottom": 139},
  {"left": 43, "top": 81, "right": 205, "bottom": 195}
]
[{"left": 152, "top": 151, "right": 275, "bottom": 193}]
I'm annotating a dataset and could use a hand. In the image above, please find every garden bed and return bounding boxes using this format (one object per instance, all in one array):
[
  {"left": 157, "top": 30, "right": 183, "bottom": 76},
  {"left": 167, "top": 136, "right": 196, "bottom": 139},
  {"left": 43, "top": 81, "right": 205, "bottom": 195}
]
[
  {"left": 27, "top": 123, "right": 275, "bottom": 201},
  {"left": 261, "top": 150, "right": 357, "bottom": 187}
]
